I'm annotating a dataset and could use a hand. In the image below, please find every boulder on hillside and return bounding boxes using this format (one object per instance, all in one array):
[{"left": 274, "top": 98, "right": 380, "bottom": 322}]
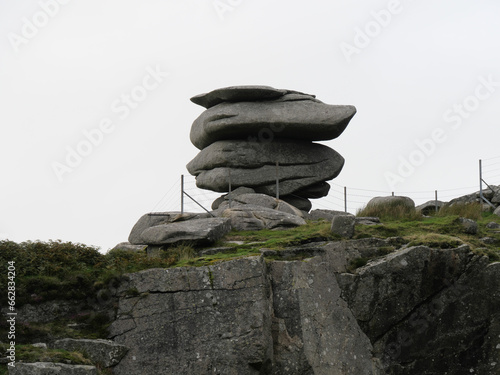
[
  {"left": 140, "top": 218, "right": 231, "bottom": 246},
  {"left": 331, "top": 215, "right": 355, "bottom": 239},
  {"left": 492, "top": 189, "right": 500, "bottom": 204},
  {"left": 457, "top": 217, "right": 478, "bottom": 235},
  {"left": 51, "top": 339, "right": 129, "bottom": 368},
  {"left": 366, "top": 196, "right": 415, "bottom": 209},
  {"left": 494, "top": 206, "right": 500, "bottom": 217},
  {"left": 486, "top": 221, "right": 500, "bottom": 229},
  {"left": 310, "top": 209, "right": 352, "bottom": 221},
  {"left": 416, "top": 200, "right": 446, "bottom": 215},
  {"left": 128, "top": 212, "right": 212, "bottom": 245}
]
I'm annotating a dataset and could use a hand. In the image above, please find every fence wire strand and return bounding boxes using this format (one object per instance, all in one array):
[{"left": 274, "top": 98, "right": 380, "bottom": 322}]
[{"left": 148, "top": 164, "right": 498, "bottom": 215}]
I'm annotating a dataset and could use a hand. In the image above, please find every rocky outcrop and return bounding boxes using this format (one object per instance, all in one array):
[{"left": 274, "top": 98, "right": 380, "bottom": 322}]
[
  {"left": 187, "top": 85, "right": 355, "bottom": 207},
  {"left": 337, "top": 245, "right": 472, "bottom": 341},
  {"left": 447, "top": 185, "right": 500, "bottom": 206},
  {"left": 107, "top": 237, "right": 500, "bottom": 374}
]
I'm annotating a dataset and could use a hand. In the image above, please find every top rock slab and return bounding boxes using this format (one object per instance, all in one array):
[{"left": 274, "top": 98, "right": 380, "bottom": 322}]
[
  {"left": 190, "top": 85, "right": 315, "bottom": 109},
  {"left": 190, "top": 86, "right": 356, "bottom": 150}
]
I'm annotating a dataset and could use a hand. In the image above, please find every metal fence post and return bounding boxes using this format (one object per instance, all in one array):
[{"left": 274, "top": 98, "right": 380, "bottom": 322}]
[
  {"left": 435, "top": 190, "right": 438, "bottom": 213},
  {"left": 228, "top": 169, "right": 232, "bottom": 208},
  {"left": 181, "top": 174, "right": 184, "bottom": 215},
  {"left": 479, "top": 159, "right": 483, "bottom": 199},
  {"left": 276, "top": 161, "right": 279, "bottom": 200},
  {"left": 344, "top": 186, "right": 347, "bottom": 213}
]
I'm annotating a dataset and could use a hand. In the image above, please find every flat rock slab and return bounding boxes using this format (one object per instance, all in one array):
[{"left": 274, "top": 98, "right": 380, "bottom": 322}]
[
  {"left": 217, "top": 193, "right": 304, "bottom": 218},
  {"left": 220, "top": 205, "right": 306, "bottom": 231},
  {"left": 190, "top": 85, "right": 288, "bottom": 108},
  {"left": 110, "top": 242, "right": 147, "bottom": 252},
  {"left": 51, "top": 339, "right": 129, "bottom": 368},
  {"left": 190, "top": 100, "right": 356, "bottom": 149},
  {"left": 9, "top": 362, "right": 97, "bottom": 375},
  {"left": 186, "top": 140, "right": 342, "bottom": 199},
  {"left": 355, "top": 217, "right": 381, "bottom": 225},
  {"left": 140, "top": 217, "right": 231, "bottom": 246},
  {"left": 128, "top": 212, "right": 212, "bottom": 245},
  {"left": 310, "top": 209, "right": 353, "bottom": 221},
  {"left": 187, "top": 139, "right": 343, "bottom": 174}
]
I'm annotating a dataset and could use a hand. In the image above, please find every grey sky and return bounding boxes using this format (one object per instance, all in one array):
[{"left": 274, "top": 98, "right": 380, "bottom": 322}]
[{"left": 1, "top": 0, "right": 499, "bottom": 251}]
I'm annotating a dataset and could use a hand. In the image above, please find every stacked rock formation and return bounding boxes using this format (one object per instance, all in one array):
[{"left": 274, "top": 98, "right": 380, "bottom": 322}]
[{"left": 186, "top": 85, "right": 356, "bottom": 211}]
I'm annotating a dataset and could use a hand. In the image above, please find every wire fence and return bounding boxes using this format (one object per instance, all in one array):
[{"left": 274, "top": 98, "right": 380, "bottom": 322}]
[
  {"left": 150, "top": 175, "right": 220, "bottom": 213},
  {"left": 148, "top": 157, "right": 500, "bottom": 215}
]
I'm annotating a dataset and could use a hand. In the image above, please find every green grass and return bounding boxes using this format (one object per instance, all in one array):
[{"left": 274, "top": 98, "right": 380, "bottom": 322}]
[
  {"left": 437, "top": 202, "right": 483, "bottom": 221},
  {"left": 0, "top": 343, "right": 94, "bottom": 375}
]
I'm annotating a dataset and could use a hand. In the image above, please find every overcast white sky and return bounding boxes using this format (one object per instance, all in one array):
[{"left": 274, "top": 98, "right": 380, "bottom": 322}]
[{"left": 1, "top": 0, "right": 500, "bottom": 252}]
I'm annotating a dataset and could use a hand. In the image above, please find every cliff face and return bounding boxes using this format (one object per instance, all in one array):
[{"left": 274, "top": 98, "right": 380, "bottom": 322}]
[{"left": 109, "top": 240, "right": 500, "bottom": 375}]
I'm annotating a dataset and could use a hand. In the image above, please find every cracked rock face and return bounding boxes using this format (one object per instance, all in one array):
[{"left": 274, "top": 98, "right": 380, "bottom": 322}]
[
  {"left": 187, "top": 86, "right": 355, "bottom": 210},
  {"left": 108, "top": 241, "right": 500, "bottom": 374},
  {"left": 110, "top": 257, "right": 273, "bottom": 375}
]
